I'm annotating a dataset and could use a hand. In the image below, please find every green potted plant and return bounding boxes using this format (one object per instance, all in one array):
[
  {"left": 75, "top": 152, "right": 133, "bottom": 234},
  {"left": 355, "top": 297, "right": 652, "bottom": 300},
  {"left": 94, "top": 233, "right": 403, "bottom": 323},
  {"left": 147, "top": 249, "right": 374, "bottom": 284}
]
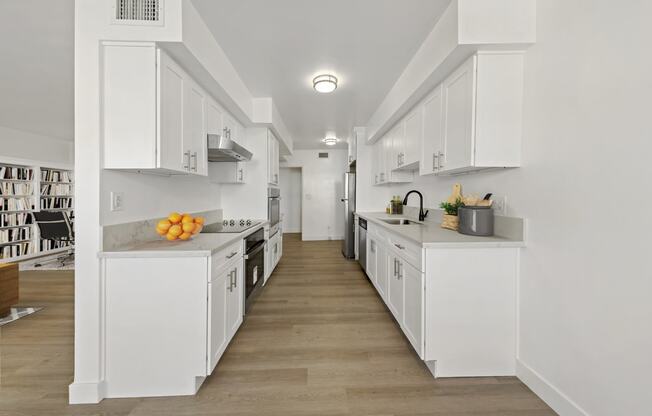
[{"left": 439, "top": 197, "right": 464, "bottom": 231}]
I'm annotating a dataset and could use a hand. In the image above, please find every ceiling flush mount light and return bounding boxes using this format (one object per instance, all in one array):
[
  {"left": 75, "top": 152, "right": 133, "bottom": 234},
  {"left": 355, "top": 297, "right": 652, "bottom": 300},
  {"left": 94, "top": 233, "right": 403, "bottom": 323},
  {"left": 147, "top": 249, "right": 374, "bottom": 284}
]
[
  {"left": 313, "top": 74, "right": 338, "bottom": 93},
  {"left": 322, "top": 137, "right": 338, "bottom": 146}
]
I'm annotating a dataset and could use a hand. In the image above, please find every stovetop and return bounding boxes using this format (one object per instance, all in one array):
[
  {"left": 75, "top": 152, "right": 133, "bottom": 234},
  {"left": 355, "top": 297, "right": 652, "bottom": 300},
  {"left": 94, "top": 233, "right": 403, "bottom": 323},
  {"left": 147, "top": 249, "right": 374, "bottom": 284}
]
[{"left": 201, "top": 219, "right": 263, "bottom": 234}]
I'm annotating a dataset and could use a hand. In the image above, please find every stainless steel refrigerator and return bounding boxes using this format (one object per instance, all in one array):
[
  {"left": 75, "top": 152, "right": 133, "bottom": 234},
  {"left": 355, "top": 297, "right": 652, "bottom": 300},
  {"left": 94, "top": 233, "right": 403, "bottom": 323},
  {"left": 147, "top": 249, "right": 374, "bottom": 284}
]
[{"left": 341, "top": 172, "right": 356, "bottom": 259}]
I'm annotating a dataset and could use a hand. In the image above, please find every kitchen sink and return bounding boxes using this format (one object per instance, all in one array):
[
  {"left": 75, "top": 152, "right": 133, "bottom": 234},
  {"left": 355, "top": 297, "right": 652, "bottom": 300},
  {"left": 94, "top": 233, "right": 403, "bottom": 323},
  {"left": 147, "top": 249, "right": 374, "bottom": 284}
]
[{"left": 380, "top": 218, "right": 420, "bottom": 225}]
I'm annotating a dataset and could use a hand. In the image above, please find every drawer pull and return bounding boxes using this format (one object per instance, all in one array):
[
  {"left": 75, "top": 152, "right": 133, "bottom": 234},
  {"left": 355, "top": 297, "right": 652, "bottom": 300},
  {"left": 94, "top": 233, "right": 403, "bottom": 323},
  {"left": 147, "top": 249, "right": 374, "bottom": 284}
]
[
  {"left": 226, "top": 251, "right": 238, "bottom": 259},
  {"left": 394, "top": 243, "right": 405, "bottom": 250}
]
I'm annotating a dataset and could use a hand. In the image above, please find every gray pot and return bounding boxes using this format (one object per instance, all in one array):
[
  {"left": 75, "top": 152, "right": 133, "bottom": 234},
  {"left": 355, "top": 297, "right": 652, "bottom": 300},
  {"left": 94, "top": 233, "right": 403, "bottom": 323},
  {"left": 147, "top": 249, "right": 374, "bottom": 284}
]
[{"left": 458, "top": 206, "right": 494, "bottom": 236}]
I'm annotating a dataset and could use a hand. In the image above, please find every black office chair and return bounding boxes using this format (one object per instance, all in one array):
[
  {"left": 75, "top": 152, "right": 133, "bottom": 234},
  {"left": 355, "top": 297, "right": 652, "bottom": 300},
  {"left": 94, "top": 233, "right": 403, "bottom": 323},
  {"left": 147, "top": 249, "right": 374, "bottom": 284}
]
[{"left": 31, "top": 211, "right": 75, "bottom": 267}]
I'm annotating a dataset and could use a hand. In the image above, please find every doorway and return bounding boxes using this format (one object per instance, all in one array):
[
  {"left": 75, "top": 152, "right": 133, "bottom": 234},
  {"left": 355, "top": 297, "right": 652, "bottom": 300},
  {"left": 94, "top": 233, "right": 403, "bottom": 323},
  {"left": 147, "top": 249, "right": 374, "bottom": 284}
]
[{"left": 279, "top": 167, "right": 302, "bottom": 235}]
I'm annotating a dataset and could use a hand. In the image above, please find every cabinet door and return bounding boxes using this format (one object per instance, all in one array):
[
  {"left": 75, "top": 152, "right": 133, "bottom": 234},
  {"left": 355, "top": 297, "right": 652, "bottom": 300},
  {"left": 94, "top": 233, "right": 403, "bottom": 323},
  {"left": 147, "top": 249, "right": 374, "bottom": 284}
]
[
  {"left": 367, "top": 237, "right": 377, "bottom": 284},
  {"left": 402, "top": 260, "right": 424, "bottom": 358},
  {"left": 392, "top": 122, "right": 405, "bottom": 170},
  {"left": 184, "top": 78, "right": 207, "bottom": 176},
  {"left": 387, "top": 253, "right": 404, "bottom": 321},
  {"left": 403, "top": 107, "right": 422, "bottom": 168},
  {"left": 226, "top": 262, "right": 244, "bottom": 340},
  {"left": 420, "top": 85, "right": 444, "bottom": 176},
  {"left": 207, "top": 270, "right": 229, "bottom": 374},
  {"left": 442, "top": 56, "right": 476, "bottom": 173},
  {"left": 158, "top": 51, "right": 187, "bottom": 173},
  {"left": 376, "top": 242, "right": 388, "bottom": 302}
]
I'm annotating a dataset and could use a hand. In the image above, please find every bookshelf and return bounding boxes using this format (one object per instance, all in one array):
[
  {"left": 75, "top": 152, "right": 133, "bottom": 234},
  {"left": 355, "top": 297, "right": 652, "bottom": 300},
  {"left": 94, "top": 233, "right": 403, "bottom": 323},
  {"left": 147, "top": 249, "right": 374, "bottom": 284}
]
[{"left": 0, "top": 159, "right": 74, "bottom": 263}]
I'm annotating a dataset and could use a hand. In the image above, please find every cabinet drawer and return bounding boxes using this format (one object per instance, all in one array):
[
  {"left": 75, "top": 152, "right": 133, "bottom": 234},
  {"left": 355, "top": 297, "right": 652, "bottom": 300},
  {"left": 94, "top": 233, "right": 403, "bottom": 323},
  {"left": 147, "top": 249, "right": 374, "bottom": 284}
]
[
  {"left": 386, "top": 232, "right": 422, "bottom": 271},
  {"left": 211, "top": 240, "right": 243, "bottom": 278}
]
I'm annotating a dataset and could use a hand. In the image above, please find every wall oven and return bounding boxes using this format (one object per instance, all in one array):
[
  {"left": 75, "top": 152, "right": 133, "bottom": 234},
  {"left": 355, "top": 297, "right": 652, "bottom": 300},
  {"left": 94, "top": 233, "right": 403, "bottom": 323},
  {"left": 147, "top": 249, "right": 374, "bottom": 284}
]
[{"left": 268, "top": 187, "right": 281, "bottom": 237}]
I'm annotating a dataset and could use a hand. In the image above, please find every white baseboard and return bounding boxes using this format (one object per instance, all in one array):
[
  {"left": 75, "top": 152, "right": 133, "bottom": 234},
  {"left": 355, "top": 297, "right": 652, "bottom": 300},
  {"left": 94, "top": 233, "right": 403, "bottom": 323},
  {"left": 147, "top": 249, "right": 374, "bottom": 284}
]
[
  {"left": 69, "top": 380, "right": 106, "bottom": 404},
  {"left": 283, "top": 228, "right": 301, "bottom": 233},
  {"left": 301, "top": 235, "right": 344, "bottom": 241},
  {"left": 516, "top": 359, "right": 589, "bottom": 416}
]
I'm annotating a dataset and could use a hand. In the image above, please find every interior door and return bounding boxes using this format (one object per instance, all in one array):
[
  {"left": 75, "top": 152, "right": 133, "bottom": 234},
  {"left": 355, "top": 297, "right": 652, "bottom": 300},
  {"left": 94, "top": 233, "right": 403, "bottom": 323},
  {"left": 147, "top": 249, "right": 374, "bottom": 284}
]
[
  {"left": 184, "top": 79, "right": 207, "bottom": 176},
  {"left": 157, "top": 51, "right": 186, "bottom": 173},
  {"left": 401, "top": 260, "right": 424, "bottom": 358},
  {"left": 420, "top": 85, "right": 444, "bottom": 175},
  {"left": 207, "top": 269, "right": 228, "bottom": 374},
  {"left": 442, "top": 56, "right": 476, "bottom": 173}
]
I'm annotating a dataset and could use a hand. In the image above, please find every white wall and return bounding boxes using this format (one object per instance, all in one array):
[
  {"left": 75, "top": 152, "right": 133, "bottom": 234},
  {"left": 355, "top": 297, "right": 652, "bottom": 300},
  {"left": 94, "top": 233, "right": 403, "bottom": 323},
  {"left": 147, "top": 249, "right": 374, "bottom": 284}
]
[
  {"left": 281, "top": 149, "right": 348, "bottom": 241},
  {"left": 358, "top": 1, "right": 652, "bottom": 415},
  {"left": 279, "top": 167, "right": 301, "bottom": 233},
  {"left": 0, "top": 125, "right": 73, "bottom": 166}
]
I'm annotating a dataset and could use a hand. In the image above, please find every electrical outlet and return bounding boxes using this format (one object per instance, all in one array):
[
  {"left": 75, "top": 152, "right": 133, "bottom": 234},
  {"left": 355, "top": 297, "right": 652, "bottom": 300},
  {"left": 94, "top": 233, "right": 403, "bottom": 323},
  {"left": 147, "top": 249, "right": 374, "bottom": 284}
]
[
  {"left": 494, "top": 195, "right": 507, "bottom": 216},
  {"left": 110, "top": 192, "right": 124, "bottom": 211}
]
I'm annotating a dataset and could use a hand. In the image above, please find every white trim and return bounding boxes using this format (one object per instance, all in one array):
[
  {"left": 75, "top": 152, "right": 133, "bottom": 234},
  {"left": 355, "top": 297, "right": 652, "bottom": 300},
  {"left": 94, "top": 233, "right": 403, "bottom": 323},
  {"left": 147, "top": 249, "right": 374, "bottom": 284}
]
[
  {"left": 0, "top": 156, "right": 73, "bottom": 171},
  {"left": 68, "top": 380, "right": 106, "bottom": 404},
  {"left": 516, "top": 359, "right": 590, "bottom": 416}
]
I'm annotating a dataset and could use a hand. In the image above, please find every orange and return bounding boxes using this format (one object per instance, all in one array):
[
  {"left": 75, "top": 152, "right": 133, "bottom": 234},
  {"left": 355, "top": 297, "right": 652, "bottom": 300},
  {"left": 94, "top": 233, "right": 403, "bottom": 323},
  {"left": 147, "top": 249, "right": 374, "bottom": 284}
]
[
  {"left": 182, "top": 222, "right": 196, "bottom": 233},
  {"left": 166, "top": 233, "right": 178, "bottom": 241},
  {"left": 157, "top": 219, "right": 172, "bottom": 231},
  {"left": 156, "top": 228, "right": 167, "bottom": 236},
  {"left": 178, "top": 232, "right": 192, "bottom": 241},
  {"left": 168, "top": 224, "right": 183, "bottom": 237},
  {"left": 168, "top": 212, "right": 182, "bottom": 224},
  {"left": 192, "top": 224, "right": 202, "bottom": 234},
  {"left": 194, "top": 217, "right": 205, "bottom": 225},
  {"left": 181, "top": 214, "right": 194, "bottom": 224}
]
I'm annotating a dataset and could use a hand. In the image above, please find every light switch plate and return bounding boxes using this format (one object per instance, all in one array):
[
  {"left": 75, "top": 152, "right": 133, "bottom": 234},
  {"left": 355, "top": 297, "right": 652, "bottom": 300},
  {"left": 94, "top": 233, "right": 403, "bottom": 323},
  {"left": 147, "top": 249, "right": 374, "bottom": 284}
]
[{"left": 110, "top": 192, "right": 124, "bottom": 211}]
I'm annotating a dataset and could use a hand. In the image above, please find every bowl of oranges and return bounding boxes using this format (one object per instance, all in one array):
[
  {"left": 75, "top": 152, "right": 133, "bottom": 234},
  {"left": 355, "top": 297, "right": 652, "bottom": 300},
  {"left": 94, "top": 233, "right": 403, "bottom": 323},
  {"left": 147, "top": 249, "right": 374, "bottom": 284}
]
[{"left": 156, "top": 212, "right": 205, "bottom": 241}]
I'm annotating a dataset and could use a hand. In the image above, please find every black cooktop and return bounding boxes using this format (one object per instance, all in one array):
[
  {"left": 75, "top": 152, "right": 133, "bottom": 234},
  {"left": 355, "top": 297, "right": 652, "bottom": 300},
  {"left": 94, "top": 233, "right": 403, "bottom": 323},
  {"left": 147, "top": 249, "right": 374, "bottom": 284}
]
[{"left": 201, "top": 219, "right": 263, "bottom": 234}]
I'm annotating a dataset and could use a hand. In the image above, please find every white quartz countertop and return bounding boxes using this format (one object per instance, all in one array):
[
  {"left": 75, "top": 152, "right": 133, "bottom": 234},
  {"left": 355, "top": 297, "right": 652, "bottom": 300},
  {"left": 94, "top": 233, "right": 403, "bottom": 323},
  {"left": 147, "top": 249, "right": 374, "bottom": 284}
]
[
  {"left": 356, "top": 212, "right": 524, "bottom": 248},
  {"left": 99, "top": 221, "right": 268, "bottom": 258}
]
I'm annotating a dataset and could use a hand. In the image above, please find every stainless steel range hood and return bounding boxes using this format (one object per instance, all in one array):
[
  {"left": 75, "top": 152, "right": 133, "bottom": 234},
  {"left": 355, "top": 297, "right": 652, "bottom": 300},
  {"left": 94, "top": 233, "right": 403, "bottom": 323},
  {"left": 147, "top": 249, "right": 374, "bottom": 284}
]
[{"left": 207, "top": 134, "right": 253, "bottom": 162}]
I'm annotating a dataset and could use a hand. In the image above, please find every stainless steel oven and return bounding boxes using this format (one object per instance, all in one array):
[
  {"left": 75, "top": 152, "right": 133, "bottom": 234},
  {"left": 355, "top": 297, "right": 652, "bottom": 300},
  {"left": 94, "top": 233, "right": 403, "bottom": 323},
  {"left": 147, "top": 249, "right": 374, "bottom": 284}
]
[
  {"left": 268, "top": 187, "right": 280, "bottom": 237},
  {"left": 244, "top": 228, "right": 265, "bottom": 312}
]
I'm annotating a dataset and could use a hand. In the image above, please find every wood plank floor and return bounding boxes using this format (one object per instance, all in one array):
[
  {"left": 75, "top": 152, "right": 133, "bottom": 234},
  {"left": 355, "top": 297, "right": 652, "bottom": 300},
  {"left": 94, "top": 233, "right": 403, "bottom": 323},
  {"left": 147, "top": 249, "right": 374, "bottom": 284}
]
[{"left": 0, "top": 234, "right": 556, "bottom": 415}]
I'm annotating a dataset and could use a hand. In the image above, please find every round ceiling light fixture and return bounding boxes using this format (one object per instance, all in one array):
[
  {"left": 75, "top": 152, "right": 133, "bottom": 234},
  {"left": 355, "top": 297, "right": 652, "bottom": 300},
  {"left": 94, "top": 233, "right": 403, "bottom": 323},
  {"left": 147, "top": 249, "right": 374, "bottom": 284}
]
[
  {"left": 313, "top": 74, "right": 338, "bottom": 93},
  {"left": 322, "top": 137, "right": 338, "bottom": 146}
]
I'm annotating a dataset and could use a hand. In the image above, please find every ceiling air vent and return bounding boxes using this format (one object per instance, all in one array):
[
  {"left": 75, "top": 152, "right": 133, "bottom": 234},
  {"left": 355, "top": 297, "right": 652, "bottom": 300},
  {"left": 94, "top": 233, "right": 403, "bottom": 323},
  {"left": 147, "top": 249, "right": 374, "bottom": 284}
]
[
  {"left": 318, "top": 153, "right": 329, "bottom": 159},
  {"left": 113, "top": 0, "right": 163, "bottom": 25}
]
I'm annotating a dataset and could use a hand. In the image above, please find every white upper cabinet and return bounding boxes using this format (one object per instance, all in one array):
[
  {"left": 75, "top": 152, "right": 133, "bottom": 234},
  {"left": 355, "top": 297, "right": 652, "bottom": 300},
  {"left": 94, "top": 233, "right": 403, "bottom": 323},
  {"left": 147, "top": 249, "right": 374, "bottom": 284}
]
[
  {"left": 102, "top": 42, "right": 209, "bottom": 176},
  {"left": 183, "top": 78, "right": 208, "bottom": 176},
  {"left": 208, "top": 101, "right": 247, "bottom": 185},
  {"left": 371, "top": 130, "right": 413, "bottom": 186},
  {"left": 436, "top": 53, "right": 524, "bottom": 175},
  {"left": 268, "top": 130, "right": 280, "bottom": 186},
  {"left": 401, "top": 108, "right": 422, "bottom": 170},
  {"left": 420, "top": 85, "right": 444, "bottom": 175}
]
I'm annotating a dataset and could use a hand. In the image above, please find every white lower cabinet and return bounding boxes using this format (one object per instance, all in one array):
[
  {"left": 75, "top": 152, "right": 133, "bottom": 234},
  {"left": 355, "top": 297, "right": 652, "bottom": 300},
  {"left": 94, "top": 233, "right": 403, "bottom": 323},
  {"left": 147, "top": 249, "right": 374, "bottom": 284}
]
[
  {"left": 101, "top": 242, "right": 246, "bottom": 398},
  {"left": 265, "top": 229, "right": 283, "bottom": 283},
  {"left": 401, "top": 259, "right": 424, "bottom": 358},
  {"left": 387, "top": 252, "right": 404, "bottom": 321},
  {"left": 361, "top": 218, "right": 517, "bottom": 378}
]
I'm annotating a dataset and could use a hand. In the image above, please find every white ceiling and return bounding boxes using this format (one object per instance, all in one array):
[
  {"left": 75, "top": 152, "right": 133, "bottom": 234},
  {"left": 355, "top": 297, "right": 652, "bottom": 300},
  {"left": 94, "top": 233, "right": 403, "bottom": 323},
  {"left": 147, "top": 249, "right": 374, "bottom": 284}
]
[
  {"left": 0, "top": 0, "right": 74, "bottom": 141},
  {"left": 192, "top": 0, "right": 450, "bottom": 149}
]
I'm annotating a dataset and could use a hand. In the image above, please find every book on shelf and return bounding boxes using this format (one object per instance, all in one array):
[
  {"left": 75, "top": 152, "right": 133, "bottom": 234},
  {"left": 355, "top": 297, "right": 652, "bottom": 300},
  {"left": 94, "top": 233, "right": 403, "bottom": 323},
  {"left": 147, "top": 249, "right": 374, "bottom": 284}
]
[
  {"left": 1, "top": 242, "right": 33, "bottom": 259},
  {"left": 41, "top": 183, "right": 73, "bottom": 196},
  {"left": 0, "top": 166, "right": 34, "bottom": 181},
  {"left": 41, "top": 169, "right": 73, "bottom": 183},
  {"left": 40, "top": 197, "right": 73, "bottom": 210},
  {"left": 0, "top": 227, "right": 31, "bottom": 244},
  {"left": 1, "top": 197, "right": 35, "bottom": 212},
  {"left": 0, "top": 212, "right": 32, "bottom": 227},
  {"left": 0, "top": 182, "right": 33, "bottom": 196}
]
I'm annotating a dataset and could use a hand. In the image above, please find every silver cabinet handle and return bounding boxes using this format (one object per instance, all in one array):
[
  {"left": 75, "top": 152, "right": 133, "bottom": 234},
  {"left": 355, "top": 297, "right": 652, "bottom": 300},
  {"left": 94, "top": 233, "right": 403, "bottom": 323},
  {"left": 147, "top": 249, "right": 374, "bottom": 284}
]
[
  {"left": 232, "top": 269, "right": 237, "bottom": 288},
  {"left": 393, "top": 258, "right": 398, "bottom": 277},
  {"left": 433, "top": 153, "right": 438, "bottom": 172},
  {"left": 228, "top": 270, "right": 234, "bottom": 292},
  {"left": 397, "top": 261, "right": 403, "bottom": 280},
  {"left": 226, "top": 251, "right": 238, "bottom": 259},
  {"left": 191, "top": 152, "right": 198, "bottom": 172},
  {"left": 238, "top": 168, "right": 243, "bottom": 181},
  {"left": 438, "top": 152, "right": 444, "bottom": 169},
  {"left": 394, "top": 243, "right": 405, "bottom": 250},
  {"left": 183, "top": 150, "right": 191, "bottom": 170}
]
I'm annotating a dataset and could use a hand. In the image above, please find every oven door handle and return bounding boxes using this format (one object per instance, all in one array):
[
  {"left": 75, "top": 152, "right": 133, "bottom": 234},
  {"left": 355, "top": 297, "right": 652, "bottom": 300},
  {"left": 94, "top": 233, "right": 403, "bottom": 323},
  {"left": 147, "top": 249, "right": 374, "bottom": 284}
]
[{"left": 244, "top": 241, "right": 266, "bottom": 260}]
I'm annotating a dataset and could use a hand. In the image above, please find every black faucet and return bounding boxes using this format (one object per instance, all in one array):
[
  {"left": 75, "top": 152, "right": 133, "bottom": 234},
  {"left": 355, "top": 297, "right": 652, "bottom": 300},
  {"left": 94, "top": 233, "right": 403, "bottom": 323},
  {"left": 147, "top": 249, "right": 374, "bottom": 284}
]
[{"left": 403, "top": 190, "right": 429, "bottom": 221}]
